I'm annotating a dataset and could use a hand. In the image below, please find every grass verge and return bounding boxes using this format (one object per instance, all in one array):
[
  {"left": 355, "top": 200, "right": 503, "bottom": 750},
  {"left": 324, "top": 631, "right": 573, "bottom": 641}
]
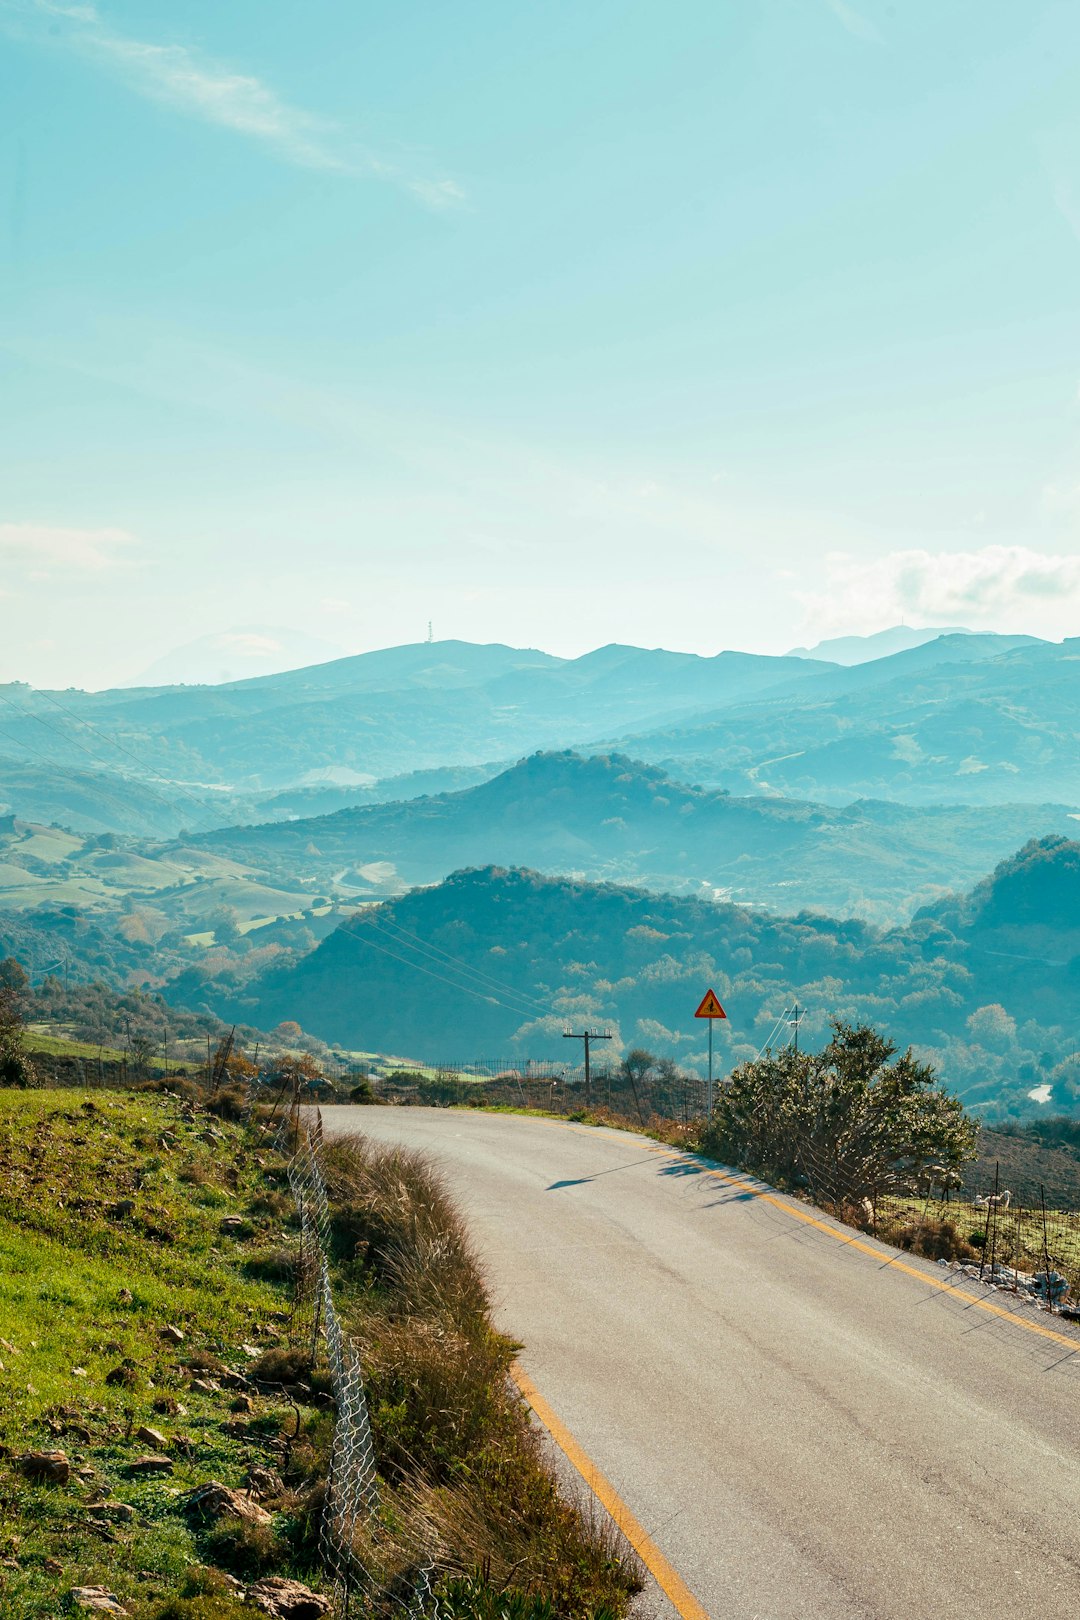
[{"left": 0, "top": 1091, "right": 641, "bottom": 1618}]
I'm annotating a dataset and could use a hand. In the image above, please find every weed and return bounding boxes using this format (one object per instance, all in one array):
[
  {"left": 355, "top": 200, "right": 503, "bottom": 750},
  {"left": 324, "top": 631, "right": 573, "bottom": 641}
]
[{"left": 202, "top": 1514, "right": 281, "bottom": 1578}]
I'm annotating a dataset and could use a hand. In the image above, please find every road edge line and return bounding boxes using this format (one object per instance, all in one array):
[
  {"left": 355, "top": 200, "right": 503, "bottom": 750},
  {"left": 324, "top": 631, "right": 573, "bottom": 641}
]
[
  {"left": 510, "top": 1362, "right": 711, "bottom": 1620},
  {"left": 537, "top": 1116, "right": 1080, "bottom": 1356}
]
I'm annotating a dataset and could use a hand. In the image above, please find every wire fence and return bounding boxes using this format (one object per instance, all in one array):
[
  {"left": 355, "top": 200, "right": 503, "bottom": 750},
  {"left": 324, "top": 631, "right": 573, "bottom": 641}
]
[
  {"left": 270, "top": 1107, "right": 382, "bottom": 1614},
  {"left": 793, "top": 1136, "right": 1080, "bottom": 1319},
  {"left": 374, "top": 1062, "right": 710, "bottom": 1124},
  {"left": 261, "top": 1097, "right": 442, "bottom": 1617}
]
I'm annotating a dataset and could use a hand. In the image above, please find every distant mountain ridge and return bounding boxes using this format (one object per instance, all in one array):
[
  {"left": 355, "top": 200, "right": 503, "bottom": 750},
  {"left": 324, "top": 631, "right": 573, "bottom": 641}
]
[
  {"left": 787, "top": 625, "right": 972, "bottom": 664},
  {"left": 621, "top": 633, "right": 1075, "bottom": 805},
  {"left": 0, "top": 630, "right": 1070, "bottom": 819}
]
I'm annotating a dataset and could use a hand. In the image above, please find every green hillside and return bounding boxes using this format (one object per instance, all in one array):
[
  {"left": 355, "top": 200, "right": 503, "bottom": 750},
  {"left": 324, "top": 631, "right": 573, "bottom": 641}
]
[{"left": 222, "top": 839, "right": 1080, "bottom": 1123}]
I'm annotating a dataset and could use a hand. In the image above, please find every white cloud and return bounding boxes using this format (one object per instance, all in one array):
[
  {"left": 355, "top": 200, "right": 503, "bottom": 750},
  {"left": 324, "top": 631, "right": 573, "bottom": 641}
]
[
  {"left": 794, "top": 545, "right": 1080, "bottom": 635},
  {"left": 0, "top": 522, "right": 140, "bottom": 574},
  {"left": 825, "top": 0, "right": 884, "bottom": 45},
  {"left": 3, "top": 1, "right": 463, "bottom": 205}
]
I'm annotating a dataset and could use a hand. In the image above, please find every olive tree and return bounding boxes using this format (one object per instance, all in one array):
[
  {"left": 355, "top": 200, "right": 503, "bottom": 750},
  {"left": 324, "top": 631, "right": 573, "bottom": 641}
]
[{"left": 703, "top": 1020, "right": 976, "bottom": 1206}]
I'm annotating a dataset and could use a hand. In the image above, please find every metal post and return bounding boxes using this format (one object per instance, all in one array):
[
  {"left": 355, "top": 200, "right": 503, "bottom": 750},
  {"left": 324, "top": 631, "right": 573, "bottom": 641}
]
[
  {"left": 563, "top": 1030, "right": 611, "bottom": 1113},
  {"left": 707, "top": 1018, "right": 713, "bottom": 1118}
]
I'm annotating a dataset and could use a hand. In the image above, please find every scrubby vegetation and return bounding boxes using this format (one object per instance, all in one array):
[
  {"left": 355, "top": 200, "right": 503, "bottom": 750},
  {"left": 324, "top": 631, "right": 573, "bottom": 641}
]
[
  {"left": 700, "top": 1021, "right": 977, "bottom": 1205},
  {"left": 275, "top": 1131, "right": 641, "bottom": 1613}
]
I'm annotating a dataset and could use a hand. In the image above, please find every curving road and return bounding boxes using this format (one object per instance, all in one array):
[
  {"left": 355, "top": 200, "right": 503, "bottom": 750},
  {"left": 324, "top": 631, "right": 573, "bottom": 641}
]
[{"left": 321, "top": 1106, "right": 1080, "bottom": 1620}]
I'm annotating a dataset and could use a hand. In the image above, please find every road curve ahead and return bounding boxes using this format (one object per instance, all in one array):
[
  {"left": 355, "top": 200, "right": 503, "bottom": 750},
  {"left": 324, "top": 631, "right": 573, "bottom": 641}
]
[{"left": 321, "top": 1107, "right": 1080, "bottom": 1620}]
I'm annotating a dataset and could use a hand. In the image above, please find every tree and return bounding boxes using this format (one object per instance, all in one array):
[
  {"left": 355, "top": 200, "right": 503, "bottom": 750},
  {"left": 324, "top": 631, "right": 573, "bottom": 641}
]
[
  {"left": 619, "top": 1047, "right": 655, "bottom": 1125},
  {"left": 703, "top": 1020, "right": 977, "bottom": 1208},
  {"left": 0, "top": 986, "right": 35, "bottom": 1088},
  {"left": 0, "top": 958, "right": 29, "bottom": 1002},
  {"left": 966, "top": 1003, "right": 1017, "bottom": 1050}
]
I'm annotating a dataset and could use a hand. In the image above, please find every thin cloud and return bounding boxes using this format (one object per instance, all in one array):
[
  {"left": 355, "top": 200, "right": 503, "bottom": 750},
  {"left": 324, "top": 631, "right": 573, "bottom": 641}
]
[
  {"left": 795, "top": 545, "right": 1080, "bottom": 634},
  {"left": 0, "top": 522, "right": 141, "bottom": 575},
  {"left": 825, "top": 0, "right": 884, "bottom": 44},
  {"left": 4, "top": 0, "right": 463, "bottom": 205}
]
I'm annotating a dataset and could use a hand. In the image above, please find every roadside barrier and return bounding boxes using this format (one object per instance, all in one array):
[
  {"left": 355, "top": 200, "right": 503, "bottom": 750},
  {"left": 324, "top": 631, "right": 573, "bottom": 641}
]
[{"left": 262, "top": 1100, "right": 439, "bottom": 1616}]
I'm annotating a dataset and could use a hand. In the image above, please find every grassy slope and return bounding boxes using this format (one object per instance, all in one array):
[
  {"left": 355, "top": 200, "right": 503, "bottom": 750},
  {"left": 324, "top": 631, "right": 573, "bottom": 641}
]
[
  {"left": 0, "top": 1090, "right": 307, "bottom": 1620},
  {"left": 0, "top": 1092, "right": 640, "bottom": 1620}
]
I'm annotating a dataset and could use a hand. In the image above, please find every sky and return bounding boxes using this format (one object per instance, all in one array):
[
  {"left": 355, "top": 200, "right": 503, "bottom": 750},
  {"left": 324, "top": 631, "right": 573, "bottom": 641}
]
[{"left": 4, "top": 0, "right": 1080, "bottom": 687}]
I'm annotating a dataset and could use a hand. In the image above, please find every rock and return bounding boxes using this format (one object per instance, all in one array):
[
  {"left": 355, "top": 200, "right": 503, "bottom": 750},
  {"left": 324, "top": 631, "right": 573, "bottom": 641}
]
[
  {"left": 105, "top": 1364, "right": 139, "bottom": 1388},
  {"left": 230, "top": 1394, "right": 253, "bottom": 1414},
  {"left": 19, "top": 1449, "right": 70, "bottom": 1484},
  {"left": 67, "top": 1587, "right": 128, "bottom": 1614},
  {"left": 0, "top": 1336, "right": 20, "bottom": 1354},
  {"left": 86, "top": 1500, "right": 135, "bottom": 1523},
  {"left": 221, "top": 1371, "right": 251, "bottom": 1391},
  {"left": 117, "top": 1289, "right": 133, "bottom": 1305},
  {"left": 71, "top": 1366, "right": 89, "bottom": 1377},
  {"left": 160, "top": 1325, "right": 185, "bottom": 1345},
  {"left": 219, "top": 1215, "right": 245, "bottom": 1233},
  {"left": 246, "top": 1464, "right": 285, "bottom": 1501},
  {"left": 184, "top": 1480, "right": 272, "bottom": 1526},
  {"left": 111, "top": 1200, "right": 136, "bottom": 1219},
  {"left": 246, "top": 1576, "right": 332, "bottom": 1618},
  {"left": 127, "top": 1454, "right": 173, "bottom": 1474},
  {"left": 190, "top": 1377, "right": 219, "bottom": 1394},
  {"left": 135, "top": 1426, "right": 167, "bottom": 1448}
]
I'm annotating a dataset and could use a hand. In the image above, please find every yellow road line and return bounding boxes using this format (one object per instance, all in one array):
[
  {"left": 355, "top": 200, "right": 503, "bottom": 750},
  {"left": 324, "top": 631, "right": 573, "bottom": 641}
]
[
  {"left": 510, "top": 1363, "right": 711, "bottom": 1620},
  {"left": 533, "top": 1116, "right": 1080, "bottom": 1354},
  {"left": 695, "top": 1160, "right": 1080, "bottom": 1351}
]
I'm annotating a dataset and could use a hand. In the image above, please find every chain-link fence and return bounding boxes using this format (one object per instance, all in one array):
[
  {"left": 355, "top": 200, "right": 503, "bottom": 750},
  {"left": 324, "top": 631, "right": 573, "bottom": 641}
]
[
  {"left": 262, "top": 1100, "right": 442, "bottom": 1617},
  {"left": 791, "top": 1135, "right": 1080, "bottom": 1318}
]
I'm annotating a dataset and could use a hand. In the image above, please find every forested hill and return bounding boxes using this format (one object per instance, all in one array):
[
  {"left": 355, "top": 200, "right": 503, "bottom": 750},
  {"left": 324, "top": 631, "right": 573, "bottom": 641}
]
[
  {"left": 211, "top": 838, "right": 1080, "bottom": 1121},
  {"left": 192, "top": 751, "right": 1079, "bottom": 925}
]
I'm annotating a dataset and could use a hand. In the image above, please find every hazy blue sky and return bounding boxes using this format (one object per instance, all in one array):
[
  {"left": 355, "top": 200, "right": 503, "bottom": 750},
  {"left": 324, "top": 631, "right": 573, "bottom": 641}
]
[{"left": 4, "top": 0, "right": 1080, "bottom": 686}]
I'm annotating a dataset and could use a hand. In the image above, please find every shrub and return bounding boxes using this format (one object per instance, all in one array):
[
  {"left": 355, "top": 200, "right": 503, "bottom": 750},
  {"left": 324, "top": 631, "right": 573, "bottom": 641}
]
[{"left": 202, "top": 1513, "right": 281, "bottom": 1577}]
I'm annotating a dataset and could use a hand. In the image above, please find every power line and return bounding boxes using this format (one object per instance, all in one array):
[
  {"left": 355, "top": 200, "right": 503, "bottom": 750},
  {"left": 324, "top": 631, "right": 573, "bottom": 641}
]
[
  {"left": 31, "top": 687, "right": 221, "bottom": 821},
  {"left": 0, "top": 690, "right": 202, "bottom": 826},
  {"left": 0, "top": 709, "right": 195, "bottom": 832},
  {"left": 364, "top": 911, "right": 554, "bottom": 1019},
  {"left": 337, "top": 916, "right": 551, "bottom": 1021}
]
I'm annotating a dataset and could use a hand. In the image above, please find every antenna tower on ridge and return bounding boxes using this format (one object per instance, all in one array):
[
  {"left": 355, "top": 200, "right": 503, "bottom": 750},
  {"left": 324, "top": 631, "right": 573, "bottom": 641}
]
[{"left": 427, "top": 620, "right": 433, "bottom": 643}]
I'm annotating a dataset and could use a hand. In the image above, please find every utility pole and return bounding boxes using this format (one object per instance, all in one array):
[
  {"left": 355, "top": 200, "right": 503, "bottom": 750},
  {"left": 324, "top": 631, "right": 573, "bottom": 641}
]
[
  {"left": 789, "top": 1002, "right": 803, "bottom": 1053},
  {"left": 562, "top": 1030, "right": 611, "bottom": 1111}
]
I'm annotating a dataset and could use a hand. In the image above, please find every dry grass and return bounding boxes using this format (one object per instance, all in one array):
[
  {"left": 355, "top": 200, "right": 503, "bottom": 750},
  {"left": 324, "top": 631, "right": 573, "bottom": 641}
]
[{"left": 316, "top": 1135, "right": 642, "bottom": 1615}]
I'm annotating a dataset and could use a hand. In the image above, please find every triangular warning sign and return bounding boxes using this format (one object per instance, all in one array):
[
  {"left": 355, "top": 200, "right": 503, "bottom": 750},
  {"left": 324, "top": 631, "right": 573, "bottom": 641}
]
[{"left": 695, "top": 988, "right": 727, "bottom": 1019}]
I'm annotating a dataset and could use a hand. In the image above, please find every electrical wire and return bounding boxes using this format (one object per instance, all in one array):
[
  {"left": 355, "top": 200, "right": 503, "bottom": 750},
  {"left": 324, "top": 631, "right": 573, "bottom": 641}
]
[
  {"left": 32, "top": 687, "right": 223, "bottom": 820},
  {"left": 362, "top": 910, "right": 554, "bottom": 1019},
  {"left": 337, "top": 915, "right": 552, "bottom": 1020}
]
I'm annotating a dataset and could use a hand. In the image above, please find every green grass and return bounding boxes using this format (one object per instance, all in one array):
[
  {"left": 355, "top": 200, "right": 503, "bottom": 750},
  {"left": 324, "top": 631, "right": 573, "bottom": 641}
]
[
  {"left": 23, "top": 1028, "right": 131, "bottom": 1064},
  {"left": 0, "top": 1089, "right": 310, "bottom": 1620}
]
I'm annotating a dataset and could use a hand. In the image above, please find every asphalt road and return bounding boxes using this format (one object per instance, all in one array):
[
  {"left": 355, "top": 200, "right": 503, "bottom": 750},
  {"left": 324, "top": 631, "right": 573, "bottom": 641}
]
[{"left": 320, "top": 1107, "right": 1080, "bottom": 1620}]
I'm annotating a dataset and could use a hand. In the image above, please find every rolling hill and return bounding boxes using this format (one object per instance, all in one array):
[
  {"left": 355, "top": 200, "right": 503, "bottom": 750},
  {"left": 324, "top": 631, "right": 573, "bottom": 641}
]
[
  {"left": 213, "top": 837, "right": 1080, "bottom": 1121},
  {"left": 192, "top": 750, "right": 1080, "bottom": 924}
]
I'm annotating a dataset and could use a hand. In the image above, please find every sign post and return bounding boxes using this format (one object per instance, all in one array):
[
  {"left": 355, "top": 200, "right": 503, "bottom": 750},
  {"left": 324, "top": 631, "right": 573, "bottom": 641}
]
[{"left": 694, "top": 989, "right": 727, "bottom": 1117}]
